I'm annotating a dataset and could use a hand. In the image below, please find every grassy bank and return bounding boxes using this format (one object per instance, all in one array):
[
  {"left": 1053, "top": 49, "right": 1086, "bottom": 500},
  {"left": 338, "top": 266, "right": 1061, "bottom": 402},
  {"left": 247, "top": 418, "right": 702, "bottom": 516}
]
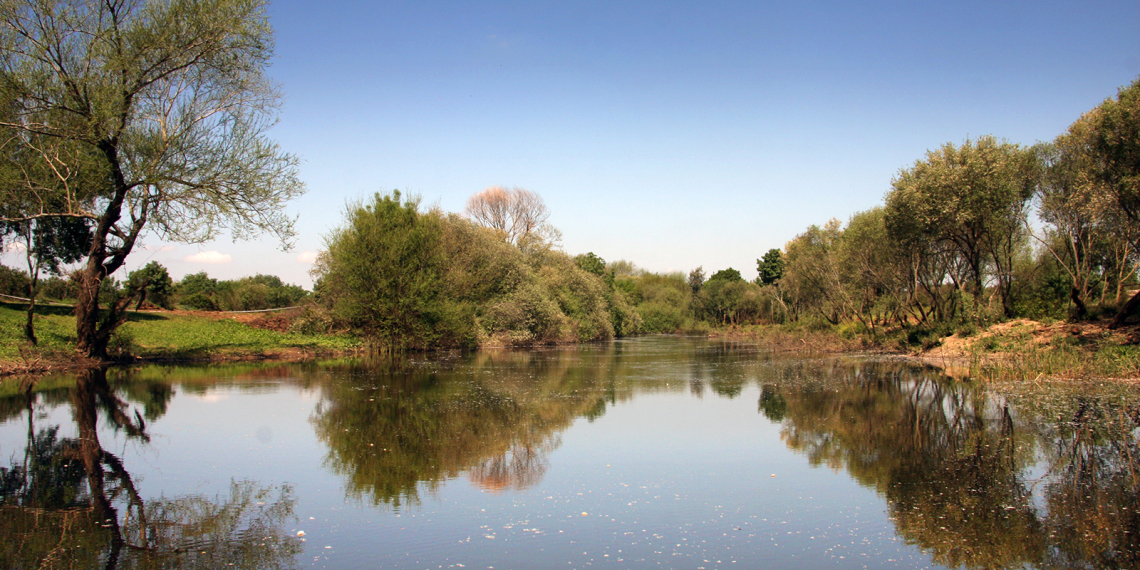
[
  {"left": 711, "top": 318, "right": 1140, "bottom": 381},
  {"left": 1, "top": 302, "right": 361, "bottom": 374}
]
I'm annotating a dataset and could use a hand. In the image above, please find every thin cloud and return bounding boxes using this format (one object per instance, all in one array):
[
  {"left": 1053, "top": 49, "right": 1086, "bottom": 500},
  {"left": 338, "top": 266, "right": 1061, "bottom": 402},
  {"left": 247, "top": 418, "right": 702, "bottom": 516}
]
[
  {"left": 296, "top": 251, "right": 318, "bottom": 264},
  {"left": 3, "top": 242, "right": 27, "bottom": 253},
  {"left": 184, "top": 251, "right": 232, "bottom": 264}
]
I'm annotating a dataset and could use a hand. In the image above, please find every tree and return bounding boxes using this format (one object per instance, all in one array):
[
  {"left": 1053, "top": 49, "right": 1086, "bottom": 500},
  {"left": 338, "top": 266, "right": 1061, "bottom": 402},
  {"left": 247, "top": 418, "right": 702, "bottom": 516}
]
[
  {"left": 126, "top": 261, "right": 173, "bottom": 310},
  {"left": 885, "top": 136, "right": 1037, "bottom": 317},
  {"left": 756, "top": 249, "right": 784, "bottom": 285},
  {"left": 2, "top": 216, "right": 91, "bottom": 343},
  {"left": 465, "top": 186, "right": 559, "bottom": 246},
  {"left": 708, "top": 267, "right": 744, "bottom": 283},
  {"left": 315, "top": 191, "right": 451, "bottom": 350},
  {"left": 1080, "top": 77, "right": 1140, "bottom": 328},
  {"left": 576, "top": 252, "right": 606, "bottom": 276},
  {"left": 0, "top": 0, "right": 304, "bottom": 359},
  {"left": 781, "top": 219, "right": 851, "bottom": 324},
  {"left": 1032, "top": 136, "right": 1134, "bottom": 320},
  {"left": 177, "top": 271, "right": 220, "bottom": 310},
  {"left": 687, "top": 266, "right": 705, "bottom": 295}
]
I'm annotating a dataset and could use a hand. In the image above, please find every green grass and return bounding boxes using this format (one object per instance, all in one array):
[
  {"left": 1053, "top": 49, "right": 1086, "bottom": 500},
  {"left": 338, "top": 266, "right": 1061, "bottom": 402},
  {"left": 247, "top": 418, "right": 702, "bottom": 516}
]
[
  {"left": 1, "top": 302, "right": 361, "bottom": 364},
  {"left": 0, "top": 302, "right": 80, "bottom": 361},
  {"left": 122, "top": 312, "right": 360, "bottom": 358}
]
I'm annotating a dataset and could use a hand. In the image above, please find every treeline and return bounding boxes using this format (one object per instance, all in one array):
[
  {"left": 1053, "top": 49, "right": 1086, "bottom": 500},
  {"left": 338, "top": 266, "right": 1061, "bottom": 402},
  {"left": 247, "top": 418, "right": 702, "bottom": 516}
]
[
  {"left": 310, "top": 76, "right": 1139, "bottom": 350},
  {"left": 306, "top": 191, "right": 814, "bottom": 349},
  {"left": 770, "top": 77, "right": 1140, "bottom": 334},
  {"left": 0, "top": 262, "right": 307, "bottom": 312},
  {"left": 310, "top": 191, "right": 641, "bottom": 350}
]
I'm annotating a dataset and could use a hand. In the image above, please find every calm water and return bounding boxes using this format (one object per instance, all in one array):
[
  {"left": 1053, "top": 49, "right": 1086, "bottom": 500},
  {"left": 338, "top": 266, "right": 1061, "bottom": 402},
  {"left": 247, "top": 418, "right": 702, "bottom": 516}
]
[{"left": 2, "top": 337, "right": 1138, "bottom": 569}]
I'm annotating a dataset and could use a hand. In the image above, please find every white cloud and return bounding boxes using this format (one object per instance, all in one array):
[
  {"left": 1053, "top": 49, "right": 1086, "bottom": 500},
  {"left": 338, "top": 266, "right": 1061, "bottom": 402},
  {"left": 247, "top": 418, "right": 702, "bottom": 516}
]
[
  {"left": 296, "top": 251, "right": 318, "bottom": 264},
  {"left": 157, "top": 245, "right": 177, "bottom": 253},
  {"left": 184, "top": 251, "right": 232, "bottom": 264},
  {"left": 3, "top": 242, "right": 26, "bottom": 253}
]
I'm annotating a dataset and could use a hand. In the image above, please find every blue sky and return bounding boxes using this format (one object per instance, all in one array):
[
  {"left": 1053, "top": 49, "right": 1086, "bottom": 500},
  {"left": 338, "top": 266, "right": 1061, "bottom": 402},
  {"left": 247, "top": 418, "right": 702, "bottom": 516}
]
[{"left": 7, "top": 0, "right": 1139, "bottom": 287}]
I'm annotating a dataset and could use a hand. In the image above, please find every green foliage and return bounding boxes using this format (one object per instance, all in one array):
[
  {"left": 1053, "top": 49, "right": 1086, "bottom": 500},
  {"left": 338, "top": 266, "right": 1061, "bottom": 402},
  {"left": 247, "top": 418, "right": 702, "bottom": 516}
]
[
  {"left": 173, "top": 271, "right": 307, "bottom": 312},
  {"left": 314, "top": 193, "right": 641, "bottom": 349},
  {"left": 127, "top": 262, "right": 175, "bottom": 309},
  {"left": 575, "top": 252, "right": 607, "bottom": 276},
  {"left": 886, "top": 135, "right": 1037, "bottom": 316},
  {"left": 708, "top": 267, "right": 744, "bottom": 283},
  {"left": 1087, "top": 76, "right": 1140, "bottom": 224},
  {"left": 0, "top": 264, "right": 30, "bottom": 297},
  {"left": 699, "top": 279, "right": 765, "bottom": 325},
  {"left": 627, "top": 272, "right": 691, "bottom": 333},
  {"left": 37, "top": 276, "right": 77, "bottom": 301},
  {"left": 756, "top": 249, "right": 784, "bottom": 285},
  {"left": 317, "top": 191, "right": 454, "bottom": 349}
]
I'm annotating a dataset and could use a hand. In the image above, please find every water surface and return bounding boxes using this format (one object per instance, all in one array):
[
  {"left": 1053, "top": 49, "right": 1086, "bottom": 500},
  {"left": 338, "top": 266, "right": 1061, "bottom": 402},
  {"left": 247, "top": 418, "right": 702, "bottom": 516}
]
[{"left": 2, "top": 337, "right": 1138, "bottom": 569}]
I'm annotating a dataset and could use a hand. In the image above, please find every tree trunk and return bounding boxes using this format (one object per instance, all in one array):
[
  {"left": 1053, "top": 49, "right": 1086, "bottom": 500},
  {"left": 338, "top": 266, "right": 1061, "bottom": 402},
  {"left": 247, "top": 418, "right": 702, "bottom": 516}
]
[
  {"left": 23, "top": 274, "right": 38, "bottom": 345},
  {"left": 22, "top": 228, "right": 38, "bottom": 345},
  {"left": 1108, "top": 289, "right": 1140, "bottom": 330},
  {"left": 75, "top": 263, "right": 110, "bottom": 360},
  {"left": 1070, "top": 286, "right": 1088, "bottom": 320}
]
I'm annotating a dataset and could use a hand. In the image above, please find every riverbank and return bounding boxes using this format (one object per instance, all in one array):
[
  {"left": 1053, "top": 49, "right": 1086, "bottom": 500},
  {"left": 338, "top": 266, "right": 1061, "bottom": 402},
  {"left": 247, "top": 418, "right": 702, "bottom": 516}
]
[
  {"left": 0, "top": 302, "right": 362, "bottom": 376},
  {"left": 708, "top": 318, "right": 1140, "bottom": 381},
  {"left": 4, "top": 302, "right": 1138, "bottom": 381}
]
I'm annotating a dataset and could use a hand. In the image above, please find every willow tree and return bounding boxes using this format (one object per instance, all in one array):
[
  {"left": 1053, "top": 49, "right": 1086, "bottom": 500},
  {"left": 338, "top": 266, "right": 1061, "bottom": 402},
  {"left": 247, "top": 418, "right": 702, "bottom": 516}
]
[
  {"left": 0, "top": 0, "right": 304, "bottom": 359},
  {"left": 1082, "top": 77, "right": 1140, "bottom": 328},
  {"left": 885, "top": 136, "right": 1038, "bottom": 317}
]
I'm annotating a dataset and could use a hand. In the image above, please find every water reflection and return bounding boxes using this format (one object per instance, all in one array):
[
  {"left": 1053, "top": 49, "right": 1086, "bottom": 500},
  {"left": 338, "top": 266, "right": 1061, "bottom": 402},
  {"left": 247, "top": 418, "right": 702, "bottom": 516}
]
[
  {"left": 310, "top": 351, "right": 611, "bottom": 506},
  {"left": 762, "top": 360, "right": 1140, "bottom": 569},
  {"left": 0, "top": 369, "right": 301, "bottom": 570},
  {"left": 1, "top": 340, "right": 1137, "bottom": 570}
]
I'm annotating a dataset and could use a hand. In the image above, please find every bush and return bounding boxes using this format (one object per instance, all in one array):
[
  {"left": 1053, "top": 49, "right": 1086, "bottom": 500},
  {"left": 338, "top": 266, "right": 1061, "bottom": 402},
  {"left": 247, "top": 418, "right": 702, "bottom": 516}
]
[
  {"left": 181, "top": 292, "right": 218, "bottom": 311},
  {"left": 0, "top": 264, "right": 30, "bottom": 298},
  {"left": 313, "top": 192, "right": 635, "bottom": 349}
]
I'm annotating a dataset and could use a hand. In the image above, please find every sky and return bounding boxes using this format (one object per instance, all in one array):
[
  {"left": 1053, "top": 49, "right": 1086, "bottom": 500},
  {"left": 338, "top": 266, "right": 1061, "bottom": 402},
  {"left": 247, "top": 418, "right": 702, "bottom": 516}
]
[{"left": 5, "top": 0, "right": 1140, "bottom": 287}]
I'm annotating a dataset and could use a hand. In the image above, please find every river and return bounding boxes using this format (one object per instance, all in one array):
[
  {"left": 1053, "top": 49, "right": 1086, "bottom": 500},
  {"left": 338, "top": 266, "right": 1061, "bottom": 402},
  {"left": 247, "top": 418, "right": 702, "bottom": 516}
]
[{"left": 1, "top": 336, "right": 1137, "bottom": 569}]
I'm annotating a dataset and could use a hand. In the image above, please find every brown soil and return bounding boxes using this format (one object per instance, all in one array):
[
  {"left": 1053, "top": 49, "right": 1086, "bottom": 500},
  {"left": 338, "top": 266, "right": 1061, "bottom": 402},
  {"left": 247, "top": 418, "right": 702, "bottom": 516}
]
[
  {"left": 916, "top": 318, "right": 1140, "bottom": 380},
  {"left": 923, "top": 318, "right": 1138, "bottom": 360}
]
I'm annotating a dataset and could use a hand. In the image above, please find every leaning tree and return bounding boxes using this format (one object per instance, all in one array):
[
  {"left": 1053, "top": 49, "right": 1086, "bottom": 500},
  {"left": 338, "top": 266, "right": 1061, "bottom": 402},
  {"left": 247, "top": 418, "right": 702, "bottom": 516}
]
[{"left": 0, "top": 0, "right": 304, "bottom": 358}]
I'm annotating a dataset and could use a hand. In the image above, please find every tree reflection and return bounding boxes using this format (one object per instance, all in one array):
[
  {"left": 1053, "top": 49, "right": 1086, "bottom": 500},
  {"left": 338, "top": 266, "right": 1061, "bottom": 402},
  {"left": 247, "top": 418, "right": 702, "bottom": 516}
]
[
  {"left": 311, "top": 351, "right": 612, "bottom": 507},
  {"left": 1038, "top": 397, "right": 1140, "bottom": 568},
  {"left": 765, "top": 360, "right": 1140, "bottom": 569},
  {"left": 0, "top": 369, "right": 301, "bottom": 570}
]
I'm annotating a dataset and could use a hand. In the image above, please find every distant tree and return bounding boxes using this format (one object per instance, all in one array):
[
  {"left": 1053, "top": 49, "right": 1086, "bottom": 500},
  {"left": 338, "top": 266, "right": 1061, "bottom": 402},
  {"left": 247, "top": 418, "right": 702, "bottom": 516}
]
[
  {"left": 126, "top": 262, "right": 174, "bottom": 310},
  {"left": 465, "top": 186, "right": 559, "bottom": 246},
  {"left": 0, "top": 0, "right": 305, "bottom": 359},
  {"left": 607, "top": 259, "right": 639, "bottom": 278},
  {"left": 177, "top": 272, "right": 220, "bottom": 310},
  {"left": 700, "top": 279, "right": 761, "bottom": 325},
  {"left": 688, "top": 266, "right": 705, "bottom": 296},
  {"left": 756, "top": 249, "right": 784, "bottom": 285},
  {"left": 781, "top": 220, "right": 850, "bottom": 324},
  {"left": 576, "top": 252, "right": 607, "bottom": 276},
  {"left": 708, "top": 268, "right": 744, "bottom": 283}
]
